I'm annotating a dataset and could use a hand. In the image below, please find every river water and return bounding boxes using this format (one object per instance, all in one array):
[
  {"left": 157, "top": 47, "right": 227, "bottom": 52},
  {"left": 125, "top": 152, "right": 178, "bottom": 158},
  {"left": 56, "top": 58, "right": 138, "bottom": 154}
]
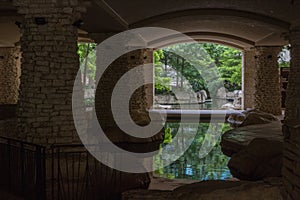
[{"left": 154, "top": 123, "right": 233, "bottom": 181}]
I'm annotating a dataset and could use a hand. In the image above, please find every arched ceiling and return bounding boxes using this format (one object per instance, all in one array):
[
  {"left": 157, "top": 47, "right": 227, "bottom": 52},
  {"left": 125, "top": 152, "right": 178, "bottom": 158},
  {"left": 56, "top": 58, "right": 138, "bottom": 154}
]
[
  {"left": 148, "top": 32, "right": 255, "bottom": 50},
  {"left": 81, "top": 0, "right": 298, "bottom": 48},
  {"left": 1, "top": 0, "right": 300, "bottom": 48},
  {"left": 0, "top": 18, "right": 20, "bottom": 47}
]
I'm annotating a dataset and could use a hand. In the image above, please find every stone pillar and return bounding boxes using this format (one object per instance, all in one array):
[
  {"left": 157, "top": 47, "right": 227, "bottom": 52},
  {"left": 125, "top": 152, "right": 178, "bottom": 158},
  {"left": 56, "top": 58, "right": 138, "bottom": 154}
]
[
  {"left": 14, "top": 0, "right": 88, "bottom": 145},
  {"left": 254, "top": 46, "right": 282, "bottom": 115},
  {"left": 282, "top": 30, "right": 300, "bottom": 200},
  {"left": 94, "top": 47, "right": 164, "bottom": 150},
  {"left": 95, "top": 49, "right": 154, "bottom": 129},
  {"left": 242, "top": 49, "right": 256, "bottom": 109},
  {"left": 94, "top": 49, "right": 162, "bottom": 197},
  {"left": 0, "top": 47, "right": 20, "bottom": 104}
]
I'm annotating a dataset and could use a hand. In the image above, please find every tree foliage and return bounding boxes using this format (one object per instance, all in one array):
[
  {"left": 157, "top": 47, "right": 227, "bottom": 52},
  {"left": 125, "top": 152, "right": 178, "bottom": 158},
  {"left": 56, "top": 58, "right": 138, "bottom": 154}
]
[
  {"left": 78, "top": 43, "right": 97, "bottom": 80},
  {"left": 278, "top": 45, "right": 290, "bottom": 68},
  {"left": 154, "top": 43, "right": 243, "bottom": 95},
  {"left": 198, "top": 43, "right": 243, "bottom": 91},
  {"left": 154, "top": 50, "right": 173, "bottom": 94}
]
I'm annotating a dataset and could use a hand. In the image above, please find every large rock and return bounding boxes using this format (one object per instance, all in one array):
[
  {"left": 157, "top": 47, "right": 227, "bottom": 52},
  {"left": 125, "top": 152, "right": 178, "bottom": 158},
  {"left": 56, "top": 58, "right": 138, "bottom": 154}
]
[
  {"left": 221, "top": 116, "right": 284, "bottom": 181},
  {"left": 173, "top": 180, "right": 243, "bottom": 199},
  {"left": 227, "top": 109, "right": 278, "bottom": 128},
  {"left": 173, "top": 178, "right": 283, "bottom": 200},
  {"left": 228, "top": 138, "right": 283, "bottom": 181},
  {"left": 221, "top": 121, "right": 283, "bottom": 156}
]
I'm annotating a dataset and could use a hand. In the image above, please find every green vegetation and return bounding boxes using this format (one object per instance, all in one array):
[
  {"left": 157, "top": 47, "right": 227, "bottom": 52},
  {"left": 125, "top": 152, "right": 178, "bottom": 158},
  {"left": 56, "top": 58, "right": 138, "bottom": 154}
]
[
  {"left": 278, "top": 45, "right": 291, "bottom": 68},
  {"left": 78, "top": 42, "right": 244, "bottom": 94},
  {"left": 202, "top": 44, "right": 242, "bottom": 91},
  {"left": 78, "top": 43, "right": 97, "bottom": 107},
  {"left": 154, "top": 50, "right": 173, "bottom": 94},
  {"left": 78, "top": 43, "right": 289, "bottom": 95},
  {"left": 78, "top": 43, "right": 97, "bottom": 82},
  {"left": 154, "top": 43, "right": 243, "bottom": 94}
]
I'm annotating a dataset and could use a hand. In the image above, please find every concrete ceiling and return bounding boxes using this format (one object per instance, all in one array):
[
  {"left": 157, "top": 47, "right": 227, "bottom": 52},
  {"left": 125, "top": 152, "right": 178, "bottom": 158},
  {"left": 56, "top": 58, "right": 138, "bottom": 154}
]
[
  {"left": 1, "top": 0, "right": 300, "bottom": 48},
  {"left": 0, "top": 18, "right": 20, "bottom": 47},
  {"left": 0, "top": 0, "right": 21, "bottom": 47}
]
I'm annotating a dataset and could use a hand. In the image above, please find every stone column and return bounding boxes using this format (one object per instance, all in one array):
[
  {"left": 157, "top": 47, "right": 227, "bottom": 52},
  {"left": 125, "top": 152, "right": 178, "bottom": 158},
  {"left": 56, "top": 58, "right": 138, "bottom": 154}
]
[
  {"left": 94, "top": 47, "right": 165, "bottom": 149},
  {"left": 0, "top": 47, "right": 20, "bottom": 104},
  {"left": 94, "top": 48, "right": 162, "bottom": 197},
  {"left": 242, "top": 48, "right": 256, "bottom": 109},
  {"left": 95, "top": 49, "right": 154, "bottom": 129},
  {"left": 14, "top": 0, "right": 88, "bottom": 145},
  {"left": 254, "top": 46, "right": 282, "bottom": 115},
  {"left": 282, "top": 30, "right": 300, "bottom": 200}
]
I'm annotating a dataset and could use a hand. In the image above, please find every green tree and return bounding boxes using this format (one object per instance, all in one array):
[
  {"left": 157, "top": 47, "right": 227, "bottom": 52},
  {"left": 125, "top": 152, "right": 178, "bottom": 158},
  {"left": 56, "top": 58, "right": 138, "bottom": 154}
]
[
  {"left": 201, "top": 43, "right": 242, "bottom": 91},
  {"left": 154, "top": 50, "right": 173, "bottom": 94},
  {"left": 155, "top": 43, "right": 243, "bottom": 94},
  {"left": 278, "top": 45, "right": 290, "bottom": 68},
  {"left": 162, "top": 43, "right": 214, "bottom": 93},
  {"left": 78, "top": 43, "right": 97, "bottom": 81}
]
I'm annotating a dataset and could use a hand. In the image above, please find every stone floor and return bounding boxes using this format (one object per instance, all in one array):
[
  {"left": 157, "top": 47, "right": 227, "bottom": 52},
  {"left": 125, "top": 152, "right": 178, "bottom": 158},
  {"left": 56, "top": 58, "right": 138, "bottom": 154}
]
[
  {"left": 122, "top": 178, "right": 284, "bottom": 200},
  {"left": 149, "top": 176, "right": 199, "bottom": 191},
  {"left": 0, "top": 190, "right": 23, "bottom": 200},
  {"left": 0, "top": 118, "right": 17, "bottom": 138}
]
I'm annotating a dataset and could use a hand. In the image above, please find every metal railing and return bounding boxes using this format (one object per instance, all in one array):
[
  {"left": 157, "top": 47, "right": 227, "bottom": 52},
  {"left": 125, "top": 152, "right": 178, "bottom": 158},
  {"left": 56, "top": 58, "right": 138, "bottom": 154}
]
[
  {"left": 0, "top": 136, "right": 46, "bottom": 200},
  {"left": 0, "top": 137, "right": 150, "bottom": 200},
  {"left": 48, "top": 144, "right": 121, "bottom": 200}
]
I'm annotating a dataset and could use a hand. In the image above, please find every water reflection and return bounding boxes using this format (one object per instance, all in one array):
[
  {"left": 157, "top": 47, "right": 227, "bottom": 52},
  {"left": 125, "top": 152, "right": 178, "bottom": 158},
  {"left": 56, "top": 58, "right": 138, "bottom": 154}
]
[{"left": 154, "top": 123, "right": 233, "bottom": 180}]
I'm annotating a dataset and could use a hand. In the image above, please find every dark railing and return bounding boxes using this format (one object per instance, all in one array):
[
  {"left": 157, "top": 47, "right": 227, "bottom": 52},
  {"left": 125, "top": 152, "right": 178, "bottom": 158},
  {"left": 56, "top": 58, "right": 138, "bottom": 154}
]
[
  {"left": 0, "top": 138, "right": 147, "bottom": 200},
  {"left": 0, "top": 136, "right": 46, "bottom": 200},
  {"left": 48, "top": 144, "right": 121, "bottom": 200}
]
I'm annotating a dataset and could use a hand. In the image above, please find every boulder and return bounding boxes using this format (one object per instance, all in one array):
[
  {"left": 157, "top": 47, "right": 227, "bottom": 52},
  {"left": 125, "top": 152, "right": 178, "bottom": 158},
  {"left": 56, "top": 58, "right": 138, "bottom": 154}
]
[
  {"left": 173, "top": 178, "right": 283, "bottom": 200},
  {"left": 217, "top": 87, "right": 227, "bottom": 98},
  {"left": 173, "top": 180, "right": 243, "bottom": 199},
  {"left": 227, "top": 109, "right": 278, "bottom": 128},
  {"left": 221, "top": 121, "right": 283, "bottom": 157},
  {"left": 228, "top": 138, "right": 283, "bottom": 181}
]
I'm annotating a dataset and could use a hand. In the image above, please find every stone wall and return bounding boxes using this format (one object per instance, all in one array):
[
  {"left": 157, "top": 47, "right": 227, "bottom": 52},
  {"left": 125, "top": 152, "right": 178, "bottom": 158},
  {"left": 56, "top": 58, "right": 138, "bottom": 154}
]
[
  {"left": 243, "top": 49, "right": 256, "bottom": 109},
  {"left": 0, "top": 47, "right": 20, "bottom": 104},
  {"left": 14, "top": 0, "right": 88, "bottom": 145},
  {"left": 254, "top": 46, "right": 282, "bottom": 115},
  {"left": 283, "top": 31, "right": 300, "bottom": 200},
  {"left": 0, "top": 118, "right": 17, "bottom": 138}
]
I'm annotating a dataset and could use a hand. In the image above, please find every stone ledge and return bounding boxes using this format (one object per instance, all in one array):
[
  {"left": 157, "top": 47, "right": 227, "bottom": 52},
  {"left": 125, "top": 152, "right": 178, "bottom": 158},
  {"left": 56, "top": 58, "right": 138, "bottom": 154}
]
[{"left": 122, "top": 178, "right": 283, "bottom": 200}]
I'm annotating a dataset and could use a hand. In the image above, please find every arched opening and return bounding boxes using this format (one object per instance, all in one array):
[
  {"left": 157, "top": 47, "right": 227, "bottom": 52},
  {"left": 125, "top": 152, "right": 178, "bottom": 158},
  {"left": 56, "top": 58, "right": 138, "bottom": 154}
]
[
  {"left": 154, "top": 42, "right": 243, "bottom": 111},
  {"left": 152, "top": 42, "right": 243, "bottom": 183}
]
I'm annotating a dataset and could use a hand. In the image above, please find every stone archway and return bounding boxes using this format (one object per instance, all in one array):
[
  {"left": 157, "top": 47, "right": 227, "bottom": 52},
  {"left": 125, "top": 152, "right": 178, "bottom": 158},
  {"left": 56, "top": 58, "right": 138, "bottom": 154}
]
[{"left": 2, "top": 0, "right": 300, "bottom": 199}]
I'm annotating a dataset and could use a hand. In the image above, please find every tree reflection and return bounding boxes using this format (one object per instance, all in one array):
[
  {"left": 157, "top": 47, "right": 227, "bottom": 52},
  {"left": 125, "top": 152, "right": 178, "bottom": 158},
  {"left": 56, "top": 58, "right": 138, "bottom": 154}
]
[{"left": 154, "top": 123, "right": 233, "bottom": 180}]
